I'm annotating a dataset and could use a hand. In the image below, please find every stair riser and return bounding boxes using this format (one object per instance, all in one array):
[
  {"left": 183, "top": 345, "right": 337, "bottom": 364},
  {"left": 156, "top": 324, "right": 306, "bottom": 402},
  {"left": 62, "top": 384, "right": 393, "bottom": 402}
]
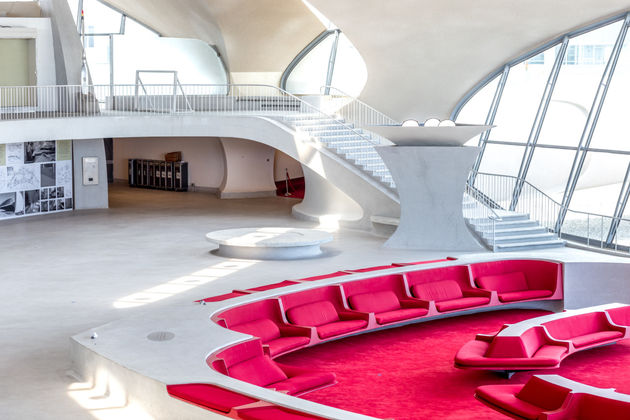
[
  {"left": 495, "top": 242, "right": 565, "bottom": 252},
  {"left": 473, "top": 221, "right": 539, "bottom": 229},
  {"left": 482, "top": 228, "right": 548, "bottom": 238}
]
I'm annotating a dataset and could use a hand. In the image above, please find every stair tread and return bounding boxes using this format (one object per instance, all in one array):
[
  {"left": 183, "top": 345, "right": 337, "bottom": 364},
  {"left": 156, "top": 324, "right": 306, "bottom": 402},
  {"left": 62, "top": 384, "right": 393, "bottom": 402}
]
[{"left": 496, "top": 239, "right": 565, "bottom": 248}]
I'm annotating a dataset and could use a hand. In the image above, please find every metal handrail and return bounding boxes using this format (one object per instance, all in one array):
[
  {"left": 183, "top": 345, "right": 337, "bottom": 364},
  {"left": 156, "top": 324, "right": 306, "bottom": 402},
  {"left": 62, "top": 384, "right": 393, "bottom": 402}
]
[
  {"left": 0, "top": 83, "right": 382, "bottom": 146},
  {"left": 469, "top": 171, "right": 630, "bottom": 250},
  {"left": 320, "top": 85, "right": 399, "bottom": 127}
]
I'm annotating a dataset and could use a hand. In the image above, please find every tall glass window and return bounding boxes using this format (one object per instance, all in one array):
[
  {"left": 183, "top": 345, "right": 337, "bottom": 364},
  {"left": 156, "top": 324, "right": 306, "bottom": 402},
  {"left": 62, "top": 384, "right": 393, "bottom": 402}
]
[
  {"left": 454, "top": 13, "right": 630, "bottom": 245},
  {"left": 283, "top": 31, "right": 368, "bottom": 97}
]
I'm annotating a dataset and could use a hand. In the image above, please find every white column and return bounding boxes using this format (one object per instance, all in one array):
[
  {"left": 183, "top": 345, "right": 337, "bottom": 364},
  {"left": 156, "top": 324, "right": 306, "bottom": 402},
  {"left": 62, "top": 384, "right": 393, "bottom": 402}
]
[{"left": 376, "top": 145, "right": 484, "bottom": 251}]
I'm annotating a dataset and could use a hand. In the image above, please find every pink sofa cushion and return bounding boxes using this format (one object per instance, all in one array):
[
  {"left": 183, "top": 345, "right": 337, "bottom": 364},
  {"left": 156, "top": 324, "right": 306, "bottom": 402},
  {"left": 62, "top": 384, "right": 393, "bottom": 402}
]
[
  {"left": 533, "top": 345, "right": 567, "bottom": 361},
  {"left": 231, "top": 319, "right": 281, "bottom": 343},
  {"left": 348, "top": 290, "right": 401, "bottom": 313},
  {"left": 411, "top": 280, "right": 463, "bottom": 302},
  {"left": 269, "top": 371, "right": 336, "bottom": 395},
  {"left": 267, "top": 336, "right": 311, "bottom": 357},
  {"left": 228, "top": 355, "right": 287, "bottom": 387},
  {"left": 499, "top": 289, "right": 553, "bottom": 302},
  {"left": 607, "top": 306, "right": 630, "bottom": 326},
  {"left": 476, "top": 271, "right": 528, "bottom": 293},
  {"left": 167, "top": 383, "right": 257, "bottom": 413},
  {"left": 476, "top": 384, "right": 543, "bottom": 419},
  {"left": 435, "top": 296, "right": 489, "bottom": 312},
  {"left": 375, "top": 307, "right": 428, "bottom": 324},
  {"left": 286, "top": 301, "right": 339, "bottom": 327},
  {"left": 316, "top": 319, "right": 367, "bottom": 339},
  {"left": 544, "top": 312, "right": 613, "bottom": 341},
  {"left": 516, "top": 376, "right": 571, "bottom": 411},
  {"left": 577, "top": 394, "right": 630, "bottom": 419},
  {"left": 572, "top": 330, "right": 623, "bottom": 348}
]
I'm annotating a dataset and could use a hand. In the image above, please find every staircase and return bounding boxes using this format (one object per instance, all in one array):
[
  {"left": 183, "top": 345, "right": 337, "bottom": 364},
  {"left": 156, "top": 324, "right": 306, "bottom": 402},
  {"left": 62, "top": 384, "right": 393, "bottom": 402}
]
[
  {"left": 466, "top": 209, "right": 565, "bottom": 252},
  {"left": 279, "top": 115, "right": 396, "bottom": 191}
]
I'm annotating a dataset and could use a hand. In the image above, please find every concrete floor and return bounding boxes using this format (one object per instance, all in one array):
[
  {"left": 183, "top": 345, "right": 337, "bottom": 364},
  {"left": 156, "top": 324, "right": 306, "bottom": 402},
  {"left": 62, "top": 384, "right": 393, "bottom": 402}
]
[{"left": 1, "top": 184, "right": 628, "bottom": 420}]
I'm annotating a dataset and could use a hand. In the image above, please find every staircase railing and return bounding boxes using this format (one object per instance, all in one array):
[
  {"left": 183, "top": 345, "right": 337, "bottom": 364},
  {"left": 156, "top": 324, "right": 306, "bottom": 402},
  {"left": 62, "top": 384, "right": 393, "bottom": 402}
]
[
  {"left": 0, "top": 83, "right": 395, "bottom": 190},
  {"left": 320, "top": 86, "right": 399, "bottom": 127},
  {"left": 463, "top": 183, "right": 503, "bottom": 251},
  {"left": 468, "top": 171, "right": 630, "bottom": 252},
  {"left": 319, "top": 85, "right": 398, "bottom": 146}
]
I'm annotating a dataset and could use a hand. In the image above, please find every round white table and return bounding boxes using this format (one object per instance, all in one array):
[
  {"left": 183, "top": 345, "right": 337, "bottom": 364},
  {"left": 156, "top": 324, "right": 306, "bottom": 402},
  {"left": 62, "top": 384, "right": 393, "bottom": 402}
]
[{"left": 206, "top": 227, "right": 333, "bottom": 260}]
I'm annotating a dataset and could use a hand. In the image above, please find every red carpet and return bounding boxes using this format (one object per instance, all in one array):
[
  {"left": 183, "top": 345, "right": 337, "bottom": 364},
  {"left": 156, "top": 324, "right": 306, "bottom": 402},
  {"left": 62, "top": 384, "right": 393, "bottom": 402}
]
[
  {"left": 276, "top": 176, "right": 305, "bottom": 199},
  {"left": 276, "top": 309, "right": 630, "bottom": 420}
]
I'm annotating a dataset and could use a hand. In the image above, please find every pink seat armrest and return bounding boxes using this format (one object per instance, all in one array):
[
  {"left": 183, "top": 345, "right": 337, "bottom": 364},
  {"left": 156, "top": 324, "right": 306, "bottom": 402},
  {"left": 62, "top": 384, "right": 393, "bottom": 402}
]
[
  {"left": 463, "top": 289, "right": 493, "bottom": 298},
  {"left": 338, "top": 310, "right": 371, "bottom": 321},
  {"left": 400, "top": 298, "right": 431, "bottom": 309},
  {"left": 278, "top": 324, "right": 313, "bottom": 337}
]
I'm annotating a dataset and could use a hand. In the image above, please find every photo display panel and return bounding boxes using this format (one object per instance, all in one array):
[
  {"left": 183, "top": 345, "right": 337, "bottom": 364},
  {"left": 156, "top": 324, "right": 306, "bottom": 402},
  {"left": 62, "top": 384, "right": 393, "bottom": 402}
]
[{"left": 0, "top": 140, "right": 73, "bottom": 219}]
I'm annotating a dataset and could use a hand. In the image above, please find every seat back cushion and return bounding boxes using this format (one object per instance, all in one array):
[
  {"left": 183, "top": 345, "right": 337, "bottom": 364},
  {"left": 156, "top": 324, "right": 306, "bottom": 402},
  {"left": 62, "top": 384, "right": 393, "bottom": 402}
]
[
  {"left": 231, "top": 319, "right": 281, "bottom": 343},
  {"left": 577, "top": 394, "right": 630, "bottom": 420},
  {"left": 476, "top": 271, "right": 528, "bottom": 293},
  {"left": 228, "top": 355, "right": 288, "bottom": 387},
  {"left": 286, "top": 300, "right": 339, "bottom": 327},
  {"left": 607, "top": 306, "right": 630, "bottom": 327},
  {"left": 411, "top": 280, "right": 463, "bottom": 302},
  {"left": 348, "top": 290, "right": 401, "bottom": 313},
  {"left": 544, "top": 312, "right": 608, "bottom": 340},
  {"left": 516, "top": 376, "right": 571, "bottom": 411},
  {"left": 520, "top": 327, "right": 548, "bottom": 358}
]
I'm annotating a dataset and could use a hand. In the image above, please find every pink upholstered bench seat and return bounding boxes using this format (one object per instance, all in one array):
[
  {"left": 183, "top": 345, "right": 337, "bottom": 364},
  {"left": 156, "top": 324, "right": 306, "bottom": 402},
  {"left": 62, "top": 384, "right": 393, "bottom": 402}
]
[
  {"left": 498, "top": 289, "right": 553, "bottom": 303},
  {"left": 543, "top": 312, "right": 626, "bottom": 349},
  {"left": 286, "top": 300, "right": 368, "bottom": 339},
  {"left": 455, "top": 339, "right": 566, "bottom": 368},
  {"left": 455, "top": 326, "right": 569, "bottom": 370},
  {"left": 476, "top": 376, "right": 571, "bottom": 420},
  {"left": 347, "top": 289, "right": 428, "bottom": 325},
  {"left": 475, "top": 384, "right": 545, "bottom": 419},
  {"left": 229, "top": 317, "right": 310, "bottom": 357},
  {"left": 265, "top": 336, "right": 311, "bottom": 356},
  {"left": 571, "top": 330, "right": 624, "bottom": 348},
  {"left": 214, "top": 340, "right": 336, "bottom": 397},
  {"left": 315, "top": 319, "right": 368, "bottom": 339},
  {"left": 410, "top": 279, "right": 490, "bottom": 312},
  {"left": 166, "top": 383, "right": 257, "bottom": 413}
]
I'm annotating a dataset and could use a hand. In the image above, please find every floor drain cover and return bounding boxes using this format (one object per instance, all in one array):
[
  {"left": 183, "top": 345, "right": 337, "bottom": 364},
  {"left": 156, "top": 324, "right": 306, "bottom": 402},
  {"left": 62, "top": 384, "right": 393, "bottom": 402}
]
[{"left": 147, "top": 331, "right": 175, "bottom": 342}]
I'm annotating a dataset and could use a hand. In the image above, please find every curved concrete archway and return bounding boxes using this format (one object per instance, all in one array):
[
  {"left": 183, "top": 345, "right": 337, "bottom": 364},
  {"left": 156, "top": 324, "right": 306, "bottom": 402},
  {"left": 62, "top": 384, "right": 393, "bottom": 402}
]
[{"left": 0, "top": 114, "right": 398, "bottom": 228}]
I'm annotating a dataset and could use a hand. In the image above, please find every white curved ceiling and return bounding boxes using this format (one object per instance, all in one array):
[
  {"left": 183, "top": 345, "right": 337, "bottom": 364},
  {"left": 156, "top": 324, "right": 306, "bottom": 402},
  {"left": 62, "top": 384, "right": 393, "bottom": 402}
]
[
  {"left": 101, "top": 0, "right": 324, "bottom": 73},
  {"left": 102, "top": 0, "right": 630, "bottom": 121},
  {"left": 308, "top": 0, "right": 630, "bottom": 121}
]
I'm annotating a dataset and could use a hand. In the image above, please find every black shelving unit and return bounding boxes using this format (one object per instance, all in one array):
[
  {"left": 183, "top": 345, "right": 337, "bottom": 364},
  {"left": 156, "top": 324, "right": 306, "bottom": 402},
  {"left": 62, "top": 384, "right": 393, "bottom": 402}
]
[{"left": 128, "top": 159, "right": 188, "bottom": 191}]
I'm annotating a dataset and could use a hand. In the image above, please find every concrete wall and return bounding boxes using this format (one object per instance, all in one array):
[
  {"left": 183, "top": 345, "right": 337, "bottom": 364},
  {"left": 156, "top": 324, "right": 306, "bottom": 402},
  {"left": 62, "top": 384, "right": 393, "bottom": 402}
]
[
  {"left": 113, "top": 137, "right": 225, "bottom": 191},
  {"left": 39, "top": 0, "right": 83, "bottom": 84},
  {"left": 563, "top": 261, "right": 630, "bottom": 309},
  {"left": 0, "top": 17, "right": 56, "bottom": 86},
  {"left": 73, "top": 139, "right": 108, "bottom": 209},
  {"left": 219, "top": 138, "right": 276, "bottom": 198},
  {"left": 274, "top": 150, "right": 303, "bottom": 182}
]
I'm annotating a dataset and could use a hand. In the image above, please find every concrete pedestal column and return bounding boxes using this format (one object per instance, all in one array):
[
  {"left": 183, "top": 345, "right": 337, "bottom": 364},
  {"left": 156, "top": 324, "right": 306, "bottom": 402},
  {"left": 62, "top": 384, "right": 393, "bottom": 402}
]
[{"left": 376, "top": 146, "right": 484, "bottom": 251}]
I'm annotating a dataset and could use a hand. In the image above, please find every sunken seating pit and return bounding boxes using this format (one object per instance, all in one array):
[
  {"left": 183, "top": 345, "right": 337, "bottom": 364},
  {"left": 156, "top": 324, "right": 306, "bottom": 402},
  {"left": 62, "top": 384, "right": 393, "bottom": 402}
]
[
  {"left": 406, "top": 265, "right": 491, "bottom": 312},
  {"left": 210, "top": 339, "right": 335, "bottom": 396}
]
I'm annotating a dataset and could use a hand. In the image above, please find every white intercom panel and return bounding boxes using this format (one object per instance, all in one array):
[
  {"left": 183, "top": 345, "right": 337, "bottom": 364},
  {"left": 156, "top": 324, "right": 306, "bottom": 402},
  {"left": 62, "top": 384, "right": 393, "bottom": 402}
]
[{"left": 82, "top": 157, "right": 99, "bottom": 185}]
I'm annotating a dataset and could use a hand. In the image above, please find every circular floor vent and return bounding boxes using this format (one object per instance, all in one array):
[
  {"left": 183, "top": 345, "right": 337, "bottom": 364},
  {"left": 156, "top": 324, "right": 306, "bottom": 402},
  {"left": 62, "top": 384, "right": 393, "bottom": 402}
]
[{"left": 147, "top": 331, "right": 175, "bottom": 342}]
